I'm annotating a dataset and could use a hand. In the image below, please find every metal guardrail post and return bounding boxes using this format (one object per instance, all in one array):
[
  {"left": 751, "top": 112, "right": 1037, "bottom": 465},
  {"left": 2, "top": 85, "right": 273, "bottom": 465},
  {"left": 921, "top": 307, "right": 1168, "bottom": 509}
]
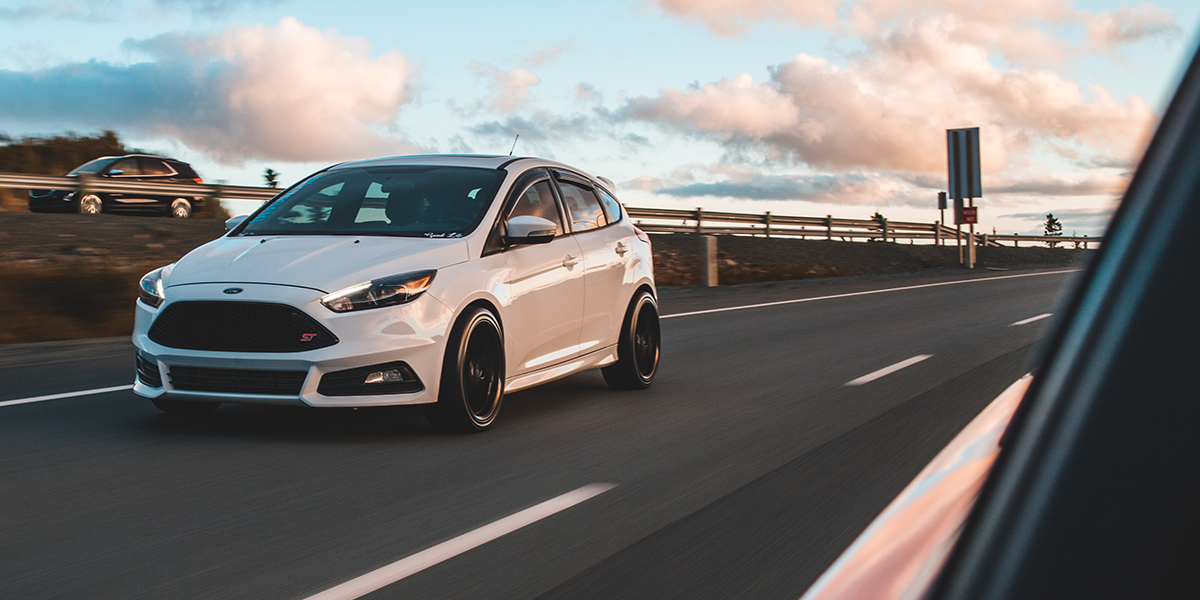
[
  {"left": 826, "top": 215, "right": 833, "bottom": 240},
  {"left": 702, "top": 235, "right": 718, "bottom": 287},
  {"left": 881, "top": 217, "right": 889, "bottom": 242},
  {"left": 764, "top": 211, "right": 772, "bottom": 238},
  {"left": 695, "top": 208, "right": 704, "bottom": 234},
  {"left": 935, "top": 221, "right": 941, "bottom": 246}
]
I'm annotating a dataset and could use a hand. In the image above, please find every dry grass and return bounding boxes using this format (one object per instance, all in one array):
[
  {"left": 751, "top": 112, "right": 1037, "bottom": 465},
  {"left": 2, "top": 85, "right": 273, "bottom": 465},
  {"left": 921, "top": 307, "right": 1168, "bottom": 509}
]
[{"left": 0, "top": 261, "right": 137, "bottom": 344}]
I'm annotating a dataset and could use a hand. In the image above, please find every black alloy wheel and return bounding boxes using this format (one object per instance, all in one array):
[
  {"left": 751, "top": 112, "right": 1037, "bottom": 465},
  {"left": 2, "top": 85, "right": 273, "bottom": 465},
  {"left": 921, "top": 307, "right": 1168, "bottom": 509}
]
[
  {"left": 425, "top": 307, "right": 505, "bottom": 432},
  {"left": 150, "top": 397, "right": 220, "bottom": 415},
  {"left": 602, "top": 291, "right": 661, "bottom": 390},
  {"left": 78, "top": 194, "right": 103, "bottom": 215}
]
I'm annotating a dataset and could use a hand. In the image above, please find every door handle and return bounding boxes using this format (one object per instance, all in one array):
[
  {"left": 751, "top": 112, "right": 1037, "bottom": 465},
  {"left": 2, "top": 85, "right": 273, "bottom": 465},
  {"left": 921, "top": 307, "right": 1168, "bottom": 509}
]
[
  {"left": 615, "top": 242, "right": 628, "bottom": 256},
  {"left": 562, "top": 254, "right": 580, "bottom": 268}
]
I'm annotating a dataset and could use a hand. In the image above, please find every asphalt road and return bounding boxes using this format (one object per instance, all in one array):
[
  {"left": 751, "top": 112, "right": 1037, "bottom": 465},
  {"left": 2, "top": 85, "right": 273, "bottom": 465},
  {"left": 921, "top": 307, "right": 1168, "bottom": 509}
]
[{"left": 0, "top": 267, "right": 1077, "bottom": 600}]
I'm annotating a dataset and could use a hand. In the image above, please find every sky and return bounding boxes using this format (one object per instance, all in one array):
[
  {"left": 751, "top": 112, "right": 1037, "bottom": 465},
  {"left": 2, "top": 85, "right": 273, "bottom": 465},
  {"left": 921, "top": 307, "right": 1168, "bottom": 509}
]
[{"left": 1, "top": 0, "right": 1197, "bottom": 235}]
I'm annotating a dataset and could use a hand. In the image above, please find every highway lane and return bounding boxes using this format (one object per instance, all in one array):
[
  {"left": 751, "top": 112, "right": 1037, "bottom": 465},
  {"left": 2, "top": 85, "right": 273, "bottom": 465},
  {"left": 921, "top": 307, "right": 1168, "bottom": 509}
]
[{"left": 0, "top": 267, "right": 1077, "bottom": 599}]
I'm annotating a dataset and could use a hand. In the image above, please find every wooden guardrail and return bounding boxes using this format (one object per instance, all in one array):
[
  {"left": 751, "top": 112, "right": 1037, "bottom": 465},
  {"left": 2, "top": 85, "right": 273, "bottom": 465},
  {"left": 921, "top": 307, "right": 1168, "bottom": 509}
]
[{"left": 0, "top": 172, "right": 1099, "bottom": 247}]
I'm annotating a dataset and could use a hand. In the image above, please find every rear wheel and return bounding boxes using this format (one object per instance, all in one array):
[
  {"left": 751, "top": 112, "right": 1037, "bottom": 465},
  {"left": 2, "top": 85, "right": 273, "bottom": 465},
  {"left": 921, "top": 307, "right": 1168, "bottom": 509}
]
[
  {"left": 602, "top": 291, "right": 660, "bottom": 390},
  {"left": 151, "top": 397, "right": 220, "bottom": 415},
  {"left": 78, "top": 194, "right": 103, "bottom": 214},
  {"left": 424, "top": 307, "right": 505, "bottom": 433}
]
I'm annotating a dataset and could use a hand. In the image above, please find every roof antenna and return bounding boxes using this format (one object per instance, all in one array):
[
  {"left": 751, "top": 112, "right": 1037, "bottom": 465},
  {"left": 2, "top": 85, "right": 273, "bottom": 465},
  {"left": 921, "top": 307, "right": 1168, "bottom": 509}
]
[{"left": 509, "top": 134, "right": 520, "bottom": 156}]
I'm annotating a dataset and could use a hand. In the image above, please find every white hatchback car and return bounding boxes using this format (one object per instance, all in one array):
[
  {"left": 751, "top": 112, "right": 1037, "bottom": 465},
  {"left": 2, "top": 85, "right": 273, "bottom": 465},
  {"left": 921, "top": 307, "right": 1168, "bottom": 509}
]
[{"left": 131, "top": 155, "right": 659, "bottom": 432}]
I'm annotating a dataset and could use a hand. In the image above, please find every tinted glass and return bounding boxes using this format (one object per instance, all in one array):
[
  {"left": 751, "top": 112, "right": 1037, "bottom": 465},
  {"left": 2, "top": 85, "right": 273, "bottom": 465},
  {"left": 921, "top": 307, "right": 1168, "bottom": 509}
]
[
  {"left": 241, "top": 166, "right": 502, "bottom": 238},
  {"left": 67, "top": 158, "right": 116, "bottom": 176},
  {"left": 508, "top": 181, "right": 562, "bottom": 236},
  {"left": 557, "top": 180, "right": 606, "bottom": 231},
  {"left": 108, "top": 158, "right": 141, "bottom": 176},
  {"left": 597, "top": 188, "right": 623, "bottom": 223},
  {"left": 139, "top": 158, "right": 174, "bottom": 176}
]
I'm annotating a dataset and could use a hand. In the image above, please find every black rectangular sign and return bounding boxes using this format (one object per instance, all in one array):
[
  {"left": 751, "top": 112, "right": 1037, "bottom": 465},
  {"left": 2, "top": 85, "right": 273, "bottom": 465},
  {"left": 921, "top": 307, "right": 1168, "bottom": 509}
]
[{"left": 947, "top": 127, "right": 982, "bottom": 200}]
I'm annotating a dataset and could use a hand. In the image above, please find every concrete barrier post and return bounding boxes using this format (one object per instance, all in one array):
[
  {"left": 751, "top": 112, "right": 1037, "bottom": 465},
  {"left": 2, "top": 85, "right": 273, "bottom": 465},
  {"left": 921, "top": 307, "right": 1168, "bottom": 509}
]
[
  {"left": 935, "top": 221, "right": 941, "bottom": 246},
  {"left": 881, "top": 217, "right": 889, "bottom": 242},
  {"left": 702, "top": 235, "right": 718, "bottom": 287},
  {"left": 695, "top": 208, "right": 704, "bottom": 234},
  {"left": 764, "top": 211, "right": 772, "bottom": 238}
]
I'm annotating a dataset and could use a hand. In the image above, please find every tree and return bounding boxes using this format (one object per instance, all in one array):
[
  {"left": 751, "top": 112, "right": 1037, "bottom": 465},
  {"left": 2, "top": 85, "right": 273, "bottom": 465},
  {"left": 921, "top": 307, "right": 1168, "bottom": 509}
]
[
  {"left": 264, "top": 168, "right": 280, "bottom": 188},
  {"left": 1044, "top": 213, "right": 1063, "bottom": 247}
]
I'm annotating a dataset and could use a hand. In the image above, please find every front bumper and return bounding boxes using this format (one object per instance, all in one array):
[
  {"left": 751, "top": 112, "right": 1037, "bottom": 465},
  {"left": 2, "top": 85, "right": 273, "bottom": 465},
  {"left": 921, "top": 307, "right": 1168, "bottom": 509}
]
[
  {"left": 131, "top": 282, "right": 453, "bottom": 407},
  {"left": 27, "top": 190, "right": 75, "bottom": 212}
]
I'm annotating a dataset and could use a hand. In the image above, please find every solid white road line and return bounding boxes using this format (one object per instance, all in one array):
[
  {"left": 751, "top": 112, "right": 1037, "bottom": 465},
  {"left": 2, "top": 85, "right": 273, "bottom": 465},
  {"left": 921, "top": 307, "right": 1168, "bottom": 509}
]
[
  {"left": 660, "top": 269, "right": 1080, "bottom": 320},
  {"left": 0, "top": 384, "right": 134, "bottom": 408},
  {"left": 302, "top": 483, "right": 618, "bottom": 600},
  {"left": 845, "top": 355, "right": 934, "bottom": 387},
  {"left": 1010, "top": 313, "right": 1053, "bottom": 326}
]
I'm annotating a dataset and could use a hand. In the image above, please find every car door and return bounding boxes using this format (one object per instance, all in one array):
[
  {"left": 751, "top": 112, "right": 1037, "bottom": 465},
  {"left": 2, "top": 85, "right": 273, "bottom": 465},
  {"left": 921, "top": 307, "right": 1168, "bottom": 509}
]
[
  {"left": 497, "top": 174, "right": 587, "bottom": 376},
  {"left": 138, "top": 157, "right": 179, "bottom": 209},
  {"left": 103, "top": 157, "right": 150, "bottom": 206},
  {"left": 552, "top": 170, "right": 634, "bottom": 352}
]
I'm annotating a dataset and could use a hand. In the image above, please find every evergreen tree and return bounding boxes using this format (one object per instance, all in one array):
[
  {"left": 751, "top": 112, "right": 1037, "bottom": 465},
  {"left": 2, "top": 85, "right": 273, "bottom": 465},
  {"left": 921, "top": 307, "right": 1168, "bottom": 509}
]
[
  {"left": 264, "top": 168, "right": 280, "bottom": 188},
  {"left": 1044, "top": 213, "right": 1063, "bottom": 247}
]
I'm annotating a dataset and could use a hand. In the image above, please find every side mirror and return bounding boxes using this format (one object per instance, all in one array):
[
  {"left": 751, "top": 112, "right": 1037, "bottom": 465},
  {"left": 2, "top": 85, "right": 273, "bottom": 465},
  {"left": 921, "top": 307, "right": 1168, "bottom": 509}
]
[
  {"left": 107, "top": 169, "right": 123, "bottom": 176},
  {"left": 225, "top": 215, "right": 248, "bottom": 232},
  {"left": 505, "top": 215, "right": 557, "bottom": 245}
]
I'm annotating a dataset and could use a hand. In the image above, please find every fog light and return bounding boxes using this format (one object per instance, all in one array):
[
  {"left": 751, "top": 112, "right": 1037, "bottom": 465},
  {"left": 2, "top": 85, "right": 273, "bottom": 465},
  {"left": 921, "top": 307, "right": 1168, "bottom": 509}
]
[{"left": 364, "top": 369, "right": 405, "bottom": 384}]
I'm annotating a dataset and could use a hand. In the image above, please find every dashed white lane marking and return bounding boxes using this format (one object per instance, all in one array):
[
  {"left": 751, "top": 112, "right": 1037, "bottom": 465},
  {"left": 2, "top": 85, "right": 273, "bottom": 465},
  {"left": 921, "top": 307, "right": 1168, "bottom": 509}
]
[
  {"left": 845, "top": 355, "right": 934, "bottom": 387},
  {"left": 660, "top": 269, "right": 1080, "bottom": 320},
  {"left": 302, "top": 483, "right": 618, "bottom": 600},
  {"left": 0, "top": 384, "right": 134, "bottom": 408},
  {"left": 1010, "top": 313, "right": 1053, "bottom": 326}
]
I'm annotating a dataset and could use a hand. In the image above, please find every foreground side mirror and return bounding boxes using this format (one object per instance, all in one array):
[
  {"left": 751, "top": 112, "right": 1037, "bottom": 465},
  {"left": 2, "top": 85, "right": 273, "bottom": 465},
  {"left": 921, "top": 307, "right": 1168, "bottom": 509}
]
[
  {"left": 225, "top": 215, "right": 248, "bottom": 232},
  {"left": 106, "top": 169, "right": 123, "bottom": 176},
  {"left": 505, "top": 215, "right": 557, "bottom": 245}
]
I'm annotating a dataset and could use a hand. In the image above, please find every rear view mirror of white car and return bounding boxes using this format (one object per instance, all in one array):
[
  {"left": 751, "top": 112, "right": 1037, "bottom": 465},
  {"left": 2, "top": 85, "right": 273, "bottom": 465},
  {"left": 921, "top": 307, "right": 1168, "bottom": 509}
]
[{"left": 506, "top": 215, "right": 556, "bottom": 245}]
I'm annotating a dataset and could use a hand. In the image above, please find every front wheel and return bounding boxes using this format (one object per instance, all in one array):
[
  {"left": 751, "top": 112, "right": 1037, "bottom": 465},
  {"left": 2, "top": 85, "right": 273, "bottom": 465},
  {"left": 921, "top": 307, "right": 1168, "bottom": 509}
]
[
  {"left": 78, "top": 194, "right": 103, "bottom": 214},
  {"left": 151, "top": 397, "right": 220, "bottom": 415},
  {"left": 602, "top": 291, "right": 660, "bottom": 390},
  {"left": 424, "top": 307, "right": 505, "bottom": 433},
  {"left": 169, "top": 198, "right": 192, "bottom": 218}
]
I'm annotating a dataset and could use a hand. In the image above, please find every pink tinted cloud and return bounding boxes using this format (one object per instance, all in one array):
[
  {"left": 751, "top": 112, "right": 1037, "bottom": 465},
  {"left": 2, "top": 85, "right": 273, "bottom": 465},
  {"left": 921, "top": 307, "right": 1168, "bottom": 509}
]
[{"left": 469, "top": 61, "right": 542, "bottom": 114}]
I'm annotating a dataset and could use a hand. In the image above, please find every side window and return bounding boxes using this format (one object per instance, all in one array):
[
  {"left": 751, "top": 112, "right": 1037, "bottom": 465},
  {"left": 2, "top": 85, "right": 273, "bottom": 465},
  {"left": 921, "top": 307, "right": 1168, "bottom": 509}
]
[
  {"left": 557, "top": 180, "right": 606, "bottom": 231},
  {"left": 507, "top": 180, "right": 563, "bottom": 236},
  {"left": 139, "top": 158, "right": 174, "bottom": 176},
  {"left": 108, "top": 158, "right": 141, "bottom": 176},
  {"left": 597, "top": 188, "right": 623, "bottom": 223}
]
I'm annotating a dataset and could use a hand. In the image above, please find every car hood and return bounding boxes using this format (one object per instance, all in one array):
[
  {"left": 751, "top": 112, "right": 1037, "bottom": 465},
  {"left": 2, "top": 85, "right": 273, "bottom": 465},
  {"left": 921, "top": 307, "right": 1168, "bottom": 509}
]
[{"left": 165, "top": 235, "right": 470, "bottom": 293}]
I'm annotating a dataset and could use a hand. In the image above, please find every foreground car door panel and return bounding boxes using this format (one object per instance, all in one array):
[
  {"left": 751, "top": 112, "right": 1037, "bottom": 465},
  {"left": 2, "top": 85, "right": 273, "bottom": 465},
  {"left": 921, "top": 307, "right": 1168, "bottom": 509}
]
[
  {"left": 554, "top": 172, "right": 634, "bottom": 351},
  {"left": 500, "top": 178, "right": 587, "bottom": 376}
]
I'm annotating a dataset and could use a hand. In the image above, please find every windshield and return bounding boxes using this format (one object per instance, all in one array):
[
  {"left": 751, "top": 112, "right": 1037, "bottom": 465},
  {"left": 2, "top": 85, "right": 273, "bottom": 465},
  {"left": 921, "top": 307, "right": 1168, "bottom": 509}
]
[
  {"left": 67, "top": 158, "right": 116, "bottom": 176},
  {"left": 240, "top": 166, "right": 503, "bottom": 238}
]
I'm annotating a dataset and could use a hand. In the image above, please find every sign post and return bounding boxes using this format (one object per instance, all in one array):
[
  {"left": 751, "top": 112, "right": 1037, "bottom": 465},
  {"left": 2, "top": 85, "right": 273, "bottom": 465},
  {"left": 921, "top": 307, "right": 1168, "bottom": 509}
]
[
  {"left": 937, "top": 191, "right": 947, "bottom": 246},
  {"left": 947, "top": 127, "right": 982, "bottom": 269}
]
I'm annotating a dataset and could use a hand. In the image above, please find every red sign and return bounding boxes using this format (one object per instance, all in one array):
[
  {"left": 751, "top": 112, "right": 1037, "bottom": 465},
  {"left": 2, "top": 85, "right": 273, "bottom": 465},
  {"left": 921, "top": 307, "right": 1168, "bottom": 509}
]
[{"left": 961, "top": 206, "right": 978, "bottom": 224}]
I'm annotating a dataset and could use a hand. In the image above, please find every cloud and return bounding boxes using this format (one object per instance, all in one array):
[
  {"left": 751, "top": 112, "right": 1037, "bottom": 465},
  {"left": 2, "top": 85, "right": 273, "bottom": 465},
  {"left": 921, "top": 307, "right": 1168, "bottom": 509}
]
[
  {"left": 469, "top": 61, "right": 540, "bottom": 114},
  {"left": 0, "top": 17, "right": 418, "bottom": 164},
  {"left": 519, "top": 42, "right": 571, "bottom": 68},
  {"left": 0, "top": 0, "right": 118, "bottom": 21},
  {"left": 1083, "top": 3, "right": 1181, "bottom": 49},
  {"left": 575, "top": 82, "right": 601, "bottom": 103},
  {"left": 619, "top": 15, "right": 1156, "bottom": 175}
]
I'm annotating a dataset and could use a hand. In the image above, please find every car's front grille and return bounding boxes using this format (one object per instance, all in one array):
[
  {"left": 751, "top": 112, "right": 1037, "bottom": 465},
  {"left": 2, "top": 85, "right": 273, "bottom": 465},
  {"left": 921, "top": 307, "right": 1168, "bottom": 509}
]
[
  {"left": 168, "top": 366, "right": 307, "bottom": 395},
  {"left": 136, "top": 353, "right": 163, "bottom": 388},
  {"left": 148, "top": 301, "right": 337, "bottom": 352}
]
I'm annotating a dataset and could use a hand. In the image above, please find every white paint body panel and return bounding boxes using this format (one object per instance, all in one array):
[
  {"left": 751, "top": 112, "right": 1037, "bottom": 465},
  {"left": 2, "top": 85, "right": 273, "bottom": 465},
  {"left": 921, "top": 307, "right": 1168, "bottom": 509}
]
[{"left": 131, "top": 155, "right": 655, "bottom": 408}]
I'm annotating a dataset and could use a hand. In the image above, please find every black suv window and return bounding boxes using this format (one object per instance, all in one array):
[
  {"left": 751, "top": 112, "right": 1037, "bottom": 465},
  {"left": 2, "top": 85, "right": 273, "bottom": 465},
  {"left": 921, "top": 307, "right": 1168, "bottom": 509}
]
[
  {"left": 556, "top": 180, "right": 606, "bottom": 231},
  {"left": 139, "top": 158, "right": 174, "bottom": 176},
  {"left": 108, "top": 158, "right": 141, "bottom": 177}
]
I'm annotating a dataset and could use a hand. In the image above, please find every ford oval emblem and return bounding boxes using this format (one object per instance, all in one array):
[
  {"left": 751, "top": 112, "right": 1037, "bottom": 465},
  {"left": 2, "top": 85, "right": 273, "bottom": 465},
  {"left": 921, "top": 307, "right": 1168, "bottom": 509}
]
[{"left": 223, "top": 287, "right": 244, "bottom": 294}]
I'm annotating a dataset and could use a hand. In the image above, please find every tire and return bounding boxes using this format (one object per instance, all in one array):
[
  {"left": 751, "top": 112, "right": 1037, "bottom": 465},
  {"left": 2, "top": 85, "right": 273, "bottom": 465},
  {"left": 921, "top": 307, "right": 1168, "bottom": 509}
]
[
  {"left": 423, "top": 307, "right": 505, "bottom": 433},
  {"left": 169, "top": 198, "right": 192, "bottom": 219},
  {"left": 151, "top": 397, "right": 220, "bottom": 415},
  {"left": 78, "top": 194, "right": 103, "bottom": 215},
  {"left": 602, "top": 290, "right": 661, "bottom": 390}
]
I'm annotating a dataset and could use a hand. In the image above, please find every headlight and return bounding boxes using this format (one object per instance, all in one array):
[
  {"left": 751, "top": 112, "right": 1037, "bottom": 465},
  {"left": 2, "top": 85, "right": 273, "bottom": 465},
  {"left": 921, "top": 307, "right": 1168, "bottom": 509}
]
[
  {"left": 139, "top": 265, "right": 171, "bottom": 308},
  {"left": 320, "top": 270, "right": 436, "bottom": 313}
]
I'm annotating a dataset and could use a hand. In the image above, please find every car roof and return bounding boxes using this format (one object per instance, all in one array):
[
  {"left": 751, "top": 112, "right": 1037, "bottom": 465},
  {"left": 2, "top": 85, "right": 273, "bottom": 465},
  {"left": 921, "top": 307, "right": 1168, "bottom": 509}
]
[
  {"left": 328, "top": 154, "right": 602, "bottom": 181},
  {"left": 89, "top": 153, "right": 185, "bottom": 163}
]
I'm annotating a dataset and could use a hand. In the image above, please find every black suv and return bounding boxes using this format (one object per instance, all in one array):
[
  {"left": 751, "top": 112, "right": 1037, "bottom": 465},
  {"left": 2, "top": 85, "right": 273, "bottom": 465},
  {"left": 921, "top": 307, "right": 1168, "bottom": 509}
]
[{"left": 28, "top": 154, "right": 206, "bottom": 218}]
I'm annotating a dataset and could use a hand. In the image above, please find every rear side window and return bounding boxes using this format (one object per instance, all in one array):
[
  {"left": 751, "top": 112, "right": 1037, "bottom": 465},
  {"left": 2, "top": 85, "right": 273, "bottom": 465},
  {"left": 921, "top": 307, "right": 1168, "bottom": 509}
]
[
  {"left": 139, "top": 159, "right": 174, "bottom": 176},
  {"left": 508, "top": 181, "right": 563, "bottom": 236},
  {"left": 597, "top": 189, "right": 623, "bottom": 223},
  {"left": 557, "top": 180, "right": 606, "bottom": 231}
]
